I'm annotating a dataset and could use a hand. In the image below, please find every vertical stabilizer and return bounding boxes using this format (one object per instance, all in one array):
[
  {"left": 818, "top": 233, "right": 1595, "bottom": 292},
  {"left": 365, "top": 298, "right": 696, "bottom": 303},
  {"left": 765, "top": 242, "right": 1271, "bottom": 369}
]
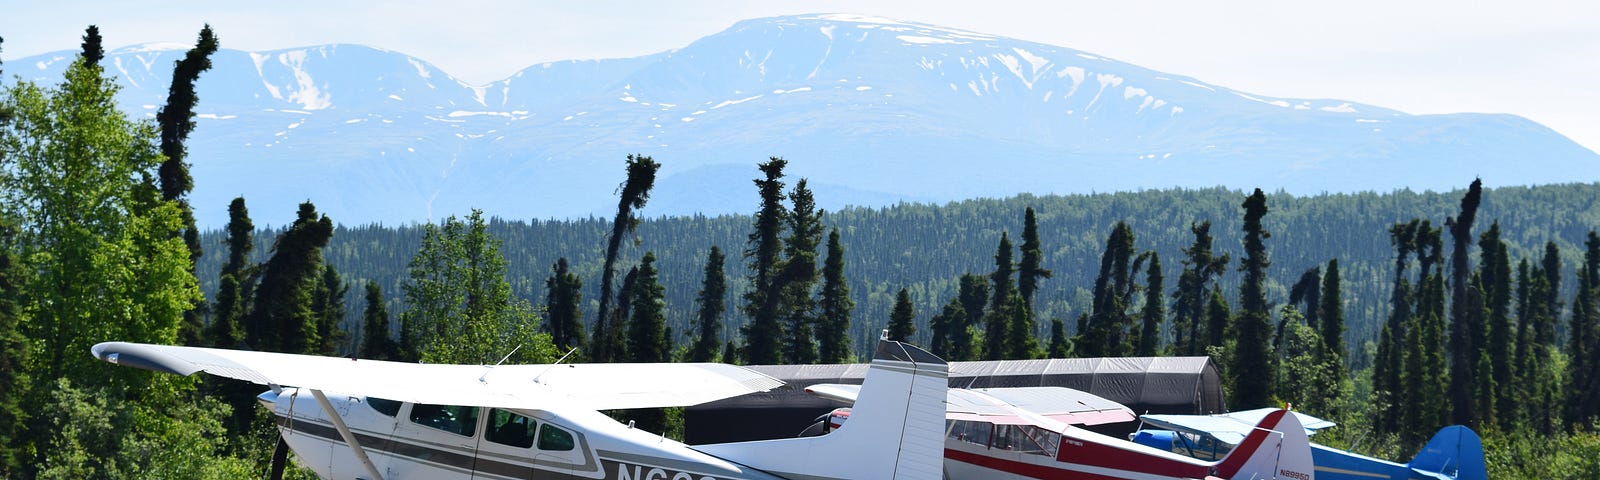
[
  {"left": 1410, "top": 425, "right": 1486, "bottom": 480},
  {"left": 1215, "top": 409, "right": 1315, "bottom": 480},
  {"left": 693, "top": 340, "right": 947, "bottom": 480}
]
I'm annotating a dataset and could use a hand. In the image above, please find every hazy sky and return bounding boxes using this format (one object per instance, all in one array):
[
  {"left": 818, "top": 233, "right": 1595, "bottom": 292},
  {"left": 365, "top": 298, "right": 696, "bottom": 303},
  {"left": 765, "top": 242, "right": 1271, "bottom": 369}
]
[{"left": 4, "top": 0, "right": 1598, "bottom": 153}]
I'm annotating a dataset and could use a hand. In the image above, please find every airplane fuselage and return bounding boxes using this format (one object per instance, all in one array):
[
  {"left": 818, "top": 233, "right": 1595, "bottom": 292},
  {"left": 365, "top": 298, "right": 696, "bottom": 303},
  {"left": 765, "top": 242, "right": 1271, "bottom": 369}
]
[{"left": 265, "top": 388, "right": 784, "bottom": 480}]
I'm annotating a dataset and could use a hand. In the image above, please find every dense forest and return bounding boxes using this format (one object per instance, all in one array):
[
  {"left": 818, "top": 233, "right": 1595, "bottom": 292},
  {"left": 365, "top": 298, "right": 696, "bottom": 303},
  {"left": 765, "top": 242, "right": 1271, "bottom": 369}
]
[{"left": 2, "top": 25, "right": 1599, "bottom": 479}]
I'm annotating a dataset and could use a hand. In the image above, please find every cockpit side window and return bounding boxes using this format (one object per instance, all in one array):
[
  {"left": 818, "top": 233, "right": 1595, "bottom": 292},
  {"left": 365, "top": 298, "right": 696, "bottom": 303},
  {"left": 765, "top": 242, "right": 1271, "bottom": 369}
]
[
  {"left": 366, "top": 397, "right": 402, "bottom": 417},
  {"left": 486, "top": 409, "right": 538, "bottom": 448},
  {"left": 409, "top": 403, "right": 479, "bottom": 437},
  {"left": 537, "top": 424, "right": 576, "bottom": 451}
]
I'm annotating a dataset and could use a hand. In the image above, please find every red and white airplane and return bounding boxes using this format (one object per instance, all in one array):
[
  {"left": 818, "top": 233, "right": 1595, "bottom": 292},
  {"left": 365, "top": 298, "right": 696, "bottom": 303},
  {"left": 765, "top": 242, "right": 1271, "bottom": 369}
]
[
  {"left": 91, "top": 338, "right": 948, "bottom": 480},
  {"left": 808, "top": 384, "right": 1315, "bottom": 480}
]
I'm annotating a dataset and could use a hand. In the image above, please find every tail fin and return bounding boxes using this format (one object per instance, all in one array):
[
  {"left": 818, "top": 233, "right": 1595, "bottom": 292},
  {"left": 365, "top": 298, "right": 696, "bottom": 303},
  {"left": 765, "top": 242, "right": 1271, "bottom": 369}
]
[
  {"left": 693, "top": 339, "right": 947, "bottom": 480},
  {"left": 1214, "top": 409, "right": 1315, "bottom": 480},
  {"left": 1410, "top": 425, "right": 1486, "bottom": 480}
]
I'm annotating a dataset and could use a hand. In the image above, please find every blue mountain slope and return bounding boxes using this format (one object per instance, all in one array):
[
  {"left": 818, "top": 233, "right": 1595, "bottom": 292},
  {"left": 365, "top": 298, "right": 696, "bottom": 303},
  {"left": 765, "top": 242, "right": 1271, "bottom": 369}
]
[{"left": 6, "top": 14, "right": 1595, "bottom": 227}]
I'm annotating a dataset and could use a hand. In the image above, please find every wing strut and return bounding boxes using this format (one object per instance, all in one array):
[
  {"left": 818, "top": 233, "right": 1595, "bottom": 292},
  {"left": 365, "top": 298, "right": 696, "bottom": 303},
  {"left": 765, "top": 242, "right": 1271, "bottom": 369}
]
[{"left": 310, "top": 389, "right": 385, "bottom": 480}]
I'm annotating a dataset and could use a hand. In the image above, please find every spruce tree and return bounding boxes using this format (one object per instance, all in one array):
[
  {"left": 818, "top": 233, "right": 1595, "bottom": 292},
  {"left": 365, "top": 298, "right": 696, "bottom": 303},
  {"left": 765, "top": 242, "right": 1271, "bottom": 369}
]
[
  {"left": 1205, "top": 291, "right": 1231, "bottom": 354},
  {"left": 1017, "top": 207, "right": 1053, "bottom": 311},
  {"left": 627, "top": 253, "right": 670, "bottom": 363},
  {"left": 1375, "top": 219, "right": 1420, "bottom": 434},
  {"left": 311, "top": 264, "right": 348, "bottom": 355},
  {"left": 687, "top": 247, "right": 726, "bottom": 363},
  {"left": 1402, "top": 269, "right": 1449, "bottom": 448},
  {"left": 1319, "top": 259, "right": 1346, "bottom": 366},
  {"left": 817, "top": 229, "right": 854, "bottom": 364},
  {"left": 1479, "top": 222, "right": 1516, "bottom": 429},
  {"left": 158, "top": 26, "right": 219, "bottom": 346},
  {"left": 544, "top": 257, "right": 585, "bottom": 353},
  {"left": 1566, "top": 231, "right": 1600, "bottom": 426},
  {"left": 1232, "top": 188, "right": 1274, "bottom": 410},
  {"left": 208, "top": 197, "right": 254, "bottom": 347},
  {"left": 358, "top": 281, "right": 399, "bottom": 361},
  {"left": 1081, "top": 222, "right": 1137, "bottom": 358},
  {"left": 742, "top": 158, "right": 788, "bottom": 365},
  {"left": 0, "top": 220, "right": 28, "bottom": 476},
  {"left": 1289, "top": 266, "right": 1322, "bottom": 334},
  {"left": 930, "top": 298, "right": 963, "bottom": 358},
  {"left": 985, "top": 233, "right": 1016, "bottom": 359},
  {"left": 1137, "top": 252, "right": 1165, "bottom": 356},
  {"left": 887, "top": 287, "right": 916, "bottom": 342},
  {"left": 80, "top": 25, "right": 103, "bottom": 66},
  {"left": 1173, "top": 221, "right": 1229, "bottom": 356},
  {"left": 779, "top": 180, "right": 823, "bottom": 365},
  {"left": 595, "top": 155, "right": 660, "bottom": 363},
  {"left": 1446, "top": 179, "right": 1483, "bottom": 427},
  {"left": 954, "top": 274, "right": 989, "bottom": 361},
  {"left": 247, "top": 203, "right": 334, "bottom": 354},
  {"left": 722, "top": 341, "right": 739, "bottom": 365},
  {"left": 1004, "top": 294, "right": 1041, "bottom": 359},
  {"left": 1048, "top": 318, "right": 1071, "bottom": 358}
]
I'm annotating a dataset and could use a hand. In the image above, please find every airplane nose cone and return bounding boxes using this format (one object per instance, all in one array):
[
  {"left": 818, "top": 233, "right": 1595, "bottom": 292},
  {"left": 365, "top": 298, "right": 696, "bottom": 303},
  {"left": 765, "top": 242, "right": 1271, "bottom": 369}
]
[{"left": 257, "top": 390, "right": 279, "bottom": 409}]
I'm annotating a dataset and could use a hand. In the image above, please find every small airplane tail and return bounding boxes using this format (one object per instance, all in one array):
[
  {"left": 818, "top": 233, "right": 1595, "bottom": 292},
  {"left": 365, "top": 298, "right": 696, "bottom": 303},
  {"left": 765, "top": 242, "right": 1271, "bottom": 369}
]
[
  {"left": 1213, "top": 409, "right": 1315, "bottom": 480},
  {"left": 1409, "top": 425, "right": 1487, "bottom": 480},
  {"left": 693, "top": 339, "right": 947, "bottom": 480}
]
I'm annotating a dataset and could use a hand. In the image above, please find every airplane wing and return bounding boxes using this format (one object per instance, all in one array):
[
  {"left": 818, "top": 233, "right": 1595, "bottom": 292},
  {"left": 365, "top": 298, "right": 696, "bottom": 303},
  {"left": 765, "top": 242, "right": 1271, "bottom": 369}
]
[
  {"left": 805, "top": 384, "right": 1135, "bottom": 426},
  {"left": 1138, "top": 407, "right": 1335, "bottom": 446},
  {"left": 91, "top": 342, "right": 782, "bottom": 411}
]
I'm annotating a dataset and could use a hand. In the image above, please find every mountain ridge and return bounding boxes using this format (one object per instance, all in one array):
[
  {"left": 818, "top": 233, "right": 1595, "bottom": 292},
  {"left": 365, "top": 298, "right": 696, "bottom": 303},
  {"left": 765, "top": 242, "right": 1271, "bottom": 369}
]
[{"left": 6, "top": 14, "right": 1596, "bottom": 227}]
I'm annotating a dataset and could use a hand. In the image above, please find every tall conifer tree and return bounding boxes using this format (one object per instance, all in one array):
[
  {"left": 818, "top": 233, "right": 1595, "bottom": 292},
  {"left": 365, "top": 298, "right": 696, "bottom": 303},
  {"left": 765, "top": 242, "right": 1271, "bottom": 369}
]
[
  {"left": 0, "top": 220, "right": 27, "bottom": 476},
  {"left": 311, "top": 264, "right": 348, "bottom": 355},
  {"left": 1446, "top": 179, "right": 1483, "bottom": 426},
  {"left": 248, "top": 203, "right": 334, "bottom": 354},
  {"left": 955, "top": 274, "right": 989, "bottom": 361},
  {"left": 887, "top": 288, "right": 916, "bottom": 342},
  {"left": 985, "top": 233, "right": 1016, "bottom": 359},
  {"left": 688, "top": 247, "right": 727, "bottom": 363},
  {"left": 742, "top": 158, "right": 788, "bottom": 365},
  {"left": 1137, "top": 252, "right": 1165, "bottom": 356},
  {"left": 158, "top": 26, "right": 219, "bottom": 346},
  {"left": 544, "top": 257, "right": 585, "bottom": 353},
  {"left": 595, "top": 155, "right": 659, "bottom": 363},
  {"left": 1017, "top": 207, "right": 1053, "bottom": 311},
  {"left": 1232, "top": 188, "right": 1274, "bottom": 410},
  {"left": 358, "top": 281, "right": 399, "bottom": 361},
  {"left": 817, "top": 230, "right": 854, "bottom": 364},
  {"left": 779, "top": 180, "right": 823, "bottom": 365},
  {"left": 1173, "top": 222, "right": 1229, "bottom": 356}
]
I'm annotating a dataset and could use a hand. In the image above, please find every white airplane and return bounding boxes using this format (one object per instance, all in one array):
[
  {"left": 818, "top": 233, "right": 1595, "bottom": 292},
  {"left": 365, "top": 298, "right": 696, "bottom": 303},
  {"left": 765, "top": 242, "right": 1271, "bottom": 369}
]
[
  {"left": 91, "top": 337, "right": 948, "bottom": 480},
  {"left": 806, "top": 384, "right": 1315, "bottom": 480}
]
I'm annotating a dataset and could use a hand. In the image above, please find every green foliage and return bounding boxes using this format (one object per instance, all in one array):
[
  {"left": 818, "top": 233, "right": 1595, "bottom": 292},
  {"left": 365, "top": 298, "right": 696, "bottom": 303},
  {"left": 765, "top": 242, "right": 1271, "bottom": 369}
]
[
  {"left": 79, "top": 26, "right": 102, "bottom": 66},
  {"left": 1017, "top": 206, "right": 1052, "bottom": 310},
  {"left": 887, "top": 287, "right": 916, "bottom": 342},
  {"left": 1047, "top": 317, "right": 1070, "bottom": 358},
  {"left": 1568, "top": 231, "right": 1600, "bottom": 425},
  {"left": 0, "top": 220, "right": 28, "bottom": 477},
  {"left": 984, "top": 232, "right": 1015, "bottom": 359},
  {"left": 400, "top": 210, "right": 554, "bottom": 365},
  {"left": 741, "top": 158, "right": 787, "bottom": 365},
  {"left": 158, "top": 25, "right": 219, "bottom": 347},
  {"left": 1137, "top": 252, "right": 1164, "bottom": 356},
  {"left": 311, "top": 264, "right": 348, "bottom": 355},
  {"left": 1003, "top": 294, "right": 1041, "bottom": 359},
  {"left": 1079, "top": 222, "right": 1138, "bottom": 358},
  {"left": 247, "top": 202, "right": 332, "bottom": 354},
  {"left": 779, "top": 180, "right": 822, "bottom": 365},
  {"left": 358, "top": 281, "right": 399, "bottom": 361},
  {"left": 1232, "top": 189, "right": 1274, "bottom": 409},
  {"left": 544, "top": 257, "right": 586, "bottom": 353},
  {"left": 686, "top": 248, "right": 726, "bottom": 363},
  {"left": 595, "top": 154, "right": 660, "bottom": 363},
  {"left": 627, "top": 252, "right": 670, "bottom": 363},
  {"left": 1447, "top": 179, "right": 1484, "bottom": 426},
  {"left": 1174, "top": 221, "right": 1229, "bottom": 356},
  {"left": 816, "top": 229, "right": 853, "bottom": 364}
]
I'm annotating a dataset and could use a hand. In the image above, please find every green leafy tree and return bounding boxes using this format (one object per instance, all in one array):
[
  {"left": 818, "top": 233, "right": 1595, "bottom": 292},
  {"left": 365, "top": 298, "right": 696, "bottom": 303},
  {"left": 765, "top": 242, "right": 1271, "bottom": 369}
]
[
  {"left": 1, "top": 55, "right": 198, "bottom": 388},
  {"left": 686, "top": 247, "right": 727, "bottom": 363},
  {"left": 544, "top": 257, "right": 585, "bottom": 353},
  {"left": 358, "top": 281, "right": 399, "bottom": 361},
  {"left": 594, "top": 155, "right": 659, "bottom": 363},
  {"left": 1232, "top": 188, "right": 1274, "bottom": 409},
  {"left": 1173, "top": 221, "right": 1229, "bottom": 356},
  {"left": 742, "top": 158, "right": 788, "bottom": 365},
  {"left": 1447, "top": 179, "right": 1483, "bottom": 427},
  {"left": 817, "top": 230, "right": 854, "bottom": 364},
  {"left": 779, "top": 180, "right": 823, "bottom": 365},
  {"left": 158, "top": 25, "right": 219, "bottom": 347},
  {"left": 1137, "top": 252, "right": 1165, "bottom": 356},
  {"left": 985, "top": 232, "right": 1016, "bottom": 359},
  {"left": 311, "top": 264, "right": 348, "bottom": 355},
  {"left": 400, "top": 210, "right": 552, "bottom": 365},
  {"left": 246, "top": 203, "right": 332, "bottom": 354},
  {"left": 887, "top": 287, "right": 916, "bottom": 342},
  {"left": 1017, "top": 206, "right": 1053, "bottom": 311}
]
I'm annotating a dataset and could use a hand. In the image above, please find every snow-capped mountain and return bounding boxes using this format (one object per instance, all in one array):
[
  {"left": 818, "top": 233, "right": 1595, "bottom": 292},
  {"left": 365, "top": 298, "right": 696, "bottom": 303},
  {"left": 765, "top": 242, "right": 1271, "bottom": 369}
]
[{"left": 7, "top": 14, "right": 1597, "bottom": 227}]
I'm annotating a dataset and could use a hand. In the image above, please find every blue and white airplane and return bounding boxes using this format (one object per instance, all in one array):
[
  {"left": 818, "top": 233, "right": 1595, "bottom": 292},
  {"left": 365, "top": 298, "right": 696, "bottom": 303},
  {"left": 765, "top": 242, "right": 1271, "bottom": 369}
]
[
  {"left": 91, "top": 337, "right": 948, "bottom": 480},
  {"left": 1134, "top": 408, "right": 1487, "bottom": 480}
]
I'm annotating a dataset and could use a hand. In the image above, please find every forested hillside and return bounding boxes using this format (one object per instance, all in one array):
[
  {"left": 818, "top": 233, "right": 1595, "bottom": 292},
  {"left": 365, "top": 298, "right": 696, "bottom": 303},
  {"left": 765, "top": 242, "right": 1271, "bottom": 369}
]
[{"left": 200, "top": 182, "right": 1600, "bottom": 364}]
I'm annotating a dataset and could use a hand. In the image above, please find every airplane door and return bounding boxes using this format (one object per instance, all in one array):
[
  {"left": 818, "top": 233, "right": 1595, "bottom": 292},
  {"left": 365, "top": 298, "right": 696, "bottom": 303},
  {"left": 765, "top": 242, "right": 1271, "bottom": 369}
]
[
  {"left": 388, "top": 403, "right": 481, "bottom": 479},
  {"left": 473, "top": 409, "right": 583, "bottom": 479}
]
